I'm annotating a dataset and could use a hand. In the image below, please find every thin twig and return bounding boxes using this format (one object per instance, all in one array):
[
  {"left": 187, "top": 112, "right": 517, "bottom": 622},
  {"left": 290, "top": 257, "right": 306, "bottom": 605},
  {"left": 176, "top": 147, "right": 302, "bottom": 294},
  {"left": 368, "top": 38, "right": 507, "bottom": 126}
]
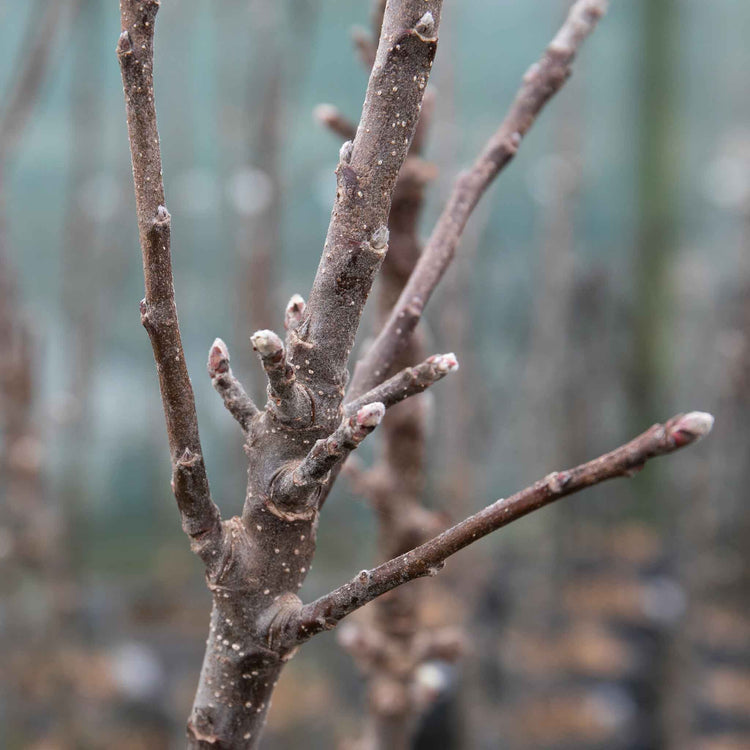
[
  {"left": 344, "top": 352, "right": 458, "bottom": 417},
  {"left": 117, "top": 0, "right": 222, "bottom": 562},
  {"left": 291, "top": 1, "right": 442, "bottom": 392},
  {"left": 282, "top": 411, "right": 713, "bottom": 645},
  {"left": 250, "top": 328, "right": 313, "bottom": 424},
  {"left": 207, "top": 338, "right": 258, "bottom": 432},
  {"left": 349, "top": 0, "right": 607, "bottom": 399}
]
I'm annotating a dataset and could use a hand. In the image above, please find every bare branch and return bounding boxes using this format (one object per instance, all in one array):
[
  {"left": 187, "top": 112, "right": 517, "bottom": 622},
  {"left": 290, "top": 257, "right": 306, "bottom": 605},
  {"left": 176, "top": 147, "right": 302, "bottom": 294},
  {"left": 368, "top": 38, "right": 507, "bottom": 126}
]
[
  {"left": 207, "top": 338, "right": 258, "bottom": 431},
  {"left": 118, "top": 0, "right": 222, "bottom": 562},
  {"left": 251, "top": 329, "right": 313, "bottom": 424},
  {"left": 282, "top": 411, "right": 713, "bottom": 644},
  {"left": 345, "top": 352, "right": 458, "bottom": 417},
  {"left": 349, "top": 0, "right": 607, "bottom": 399},
  {"left": 314, "top": 104, "right": 357, "bottom": 142},
  {"left": 292, "top": 1, "right": 442, "bottom": 392}
]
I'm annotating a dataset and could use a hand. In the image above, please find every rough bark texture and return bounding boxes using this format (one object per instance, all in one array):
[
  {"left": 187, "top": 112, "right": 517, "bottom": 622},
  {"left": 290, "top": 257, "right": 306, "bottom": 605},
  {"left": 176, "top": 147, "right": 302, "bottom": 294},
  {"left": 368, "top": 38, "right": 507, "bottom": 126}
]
[
  {"left": 349, "top": 0, "right": 607, "bottom": 400},
  {"left": 116, "top": 1, "right": 714, "bottom": 748}
]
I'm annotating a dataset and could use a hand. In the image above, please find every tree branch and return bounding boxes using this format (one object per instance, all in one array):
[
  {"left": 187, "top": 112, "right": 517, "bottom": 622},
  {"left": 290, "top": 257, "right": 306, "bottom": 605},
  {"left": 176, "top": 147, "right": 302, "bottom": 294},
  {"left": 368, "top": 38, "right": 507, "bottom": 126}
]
[
  {"left": 291, "top": 1, "right": 442, "bottom": 392},
  {"left": 344, "top": 352, "right": 458, "bottom": 417},
  {"left": 117, "top": 0, "right": 222, "bottom": 563},
  {"left": 251, "top": 328, "right": 313, "bottom": 425},
  {"left": 281, "top": 411, "right": 713, "bottom": 644},
  {"left": 207, "top": 338, "right": 258, "bottom": 432},
  {"left": 349, "top": 0, "right": 607, "bottom": 399}
]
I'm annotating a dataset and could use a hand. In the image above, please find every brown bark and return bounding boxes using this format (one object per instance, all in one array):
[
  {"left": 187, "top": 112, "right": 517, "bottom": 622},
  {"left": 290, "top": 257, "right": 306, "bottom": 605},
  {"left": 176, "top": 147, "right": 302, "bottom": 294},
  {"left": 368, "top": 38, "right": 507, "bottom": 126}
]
[
  {"left": 115, "top": 1, "right": 713, "bottom": 747},
  {"left": 349, "top": 0, "right": 607, "bottom": 400},
  {"left": 283, "top": 411, "right": 714, "bottom": 644}
]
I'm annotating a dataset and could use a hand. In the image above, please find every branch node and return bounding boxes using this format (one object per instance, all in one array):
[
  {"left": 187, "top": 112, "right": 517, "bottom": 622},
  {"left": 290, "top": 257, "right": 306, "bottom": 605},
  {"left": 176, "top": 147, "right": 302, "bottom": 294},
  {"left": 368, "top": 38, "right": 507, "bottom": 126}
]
[
  {"left": 139, "top": 297, "right": 153, "bottom": 330},
  {"left": 178, "top": 447, "right": 197, "bottom": 466},
  {"left": 117, "top": 30, "right": 132, "bottom": 56},
  {"left": 339, "top": 139, "right": 354, "bottom": 164},
  {"left": 154, "top": 203, "right": 170, "bottom": 225},
  {"left": 370, "top": 225, "right": 389, "bottom": 251},
  {"left": 284, "top": 294, "right": 306, "bottom": 331},
  {"left": 414, "top": 11, "right": 436, "bottom": 41},
  {"left": 357, "top": 569, "right": 371, "bottom": 585}
]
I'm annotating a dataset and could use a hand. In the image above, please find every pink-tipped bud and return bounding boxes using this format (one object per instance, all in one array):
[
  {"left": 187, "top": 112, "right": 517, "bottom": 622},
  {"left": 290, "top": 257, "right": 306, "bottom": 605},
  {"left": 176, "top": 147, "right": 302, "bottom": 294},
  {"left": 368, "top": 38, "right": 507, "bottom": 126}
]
[
  {"left": 208, "top": 338, "right": 230, "bottom": 376},
  {"left": 356, "top": 402, "right": 385, "bottom": 428},
  {"left": 284, "top": 294, "right": 306, "bottom": 330},
  {"left": 433, "top": 352, "right": 459, "bottom": 374},
  {"left": 251, "top": 329, "right": 283, "bottom": 358},
  {"left": 669, "top": 411, "right": 714, "bottom": 446}
]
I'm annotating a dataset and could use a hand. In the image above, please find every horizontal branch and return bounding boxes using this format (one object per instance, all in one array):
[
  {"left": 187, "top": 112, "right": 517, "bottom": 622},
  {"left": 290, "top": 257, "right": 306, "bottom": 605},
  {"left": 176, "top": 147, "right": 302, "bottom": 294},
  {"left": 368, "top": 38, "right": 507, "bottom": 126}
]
[
  {"left": 207, "top": 338, "right": 258, "bottom": 431},
  {"left": 344, "top": 352, "right": 458, "bottom": 417},
  {"left": 280, "top": 411, "right": 713, "bottom": 645},
  {"left": 118, "top": 0, "right": 222, "bottom": 563},
  {"left": 348, "top": 0, "right": 607, "bottom": 399}
]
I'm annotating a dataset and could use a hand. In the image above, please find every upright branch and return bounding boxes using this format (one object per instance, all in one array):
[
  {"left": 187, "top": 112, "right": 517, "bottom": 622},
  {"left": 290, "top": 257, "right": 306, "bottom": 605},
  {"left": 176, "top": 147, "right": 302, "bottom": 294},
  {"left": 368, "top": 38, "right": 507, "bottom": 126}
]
[
  {"left": 281, "top": 412, "right": 714, "bottom": 645},
  {"left": 344, "top": 352, "right": 458, "bottom": 417},
  {"left": 291, "top": 1, "right": 442, "bottom": 394},
  {"left": 317, "top": 5, "right": 449, "bottom": 745},
  {"left": 117, "top": 0, "right": 222, "bottom": 563},
  {"left": 250, "top": 329, "right": 313, "bottom": 425},
  {"left": 349, "top": 0, "right": 607, "bottom": 398},
  {"left": 207, "top": 338, "right": 258, "bottom": 432}
]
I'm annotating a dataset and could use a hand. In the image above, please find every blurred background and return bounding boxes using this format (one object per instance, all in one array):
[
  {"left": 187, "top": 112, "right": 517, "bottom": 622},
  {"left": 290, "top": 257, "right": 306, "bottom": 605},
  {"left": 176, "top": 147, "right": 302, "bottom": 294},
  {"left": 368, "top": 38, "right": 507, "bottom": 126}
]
[{"left": 1, "top": 0, "right": 748, "bottom": 748}]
